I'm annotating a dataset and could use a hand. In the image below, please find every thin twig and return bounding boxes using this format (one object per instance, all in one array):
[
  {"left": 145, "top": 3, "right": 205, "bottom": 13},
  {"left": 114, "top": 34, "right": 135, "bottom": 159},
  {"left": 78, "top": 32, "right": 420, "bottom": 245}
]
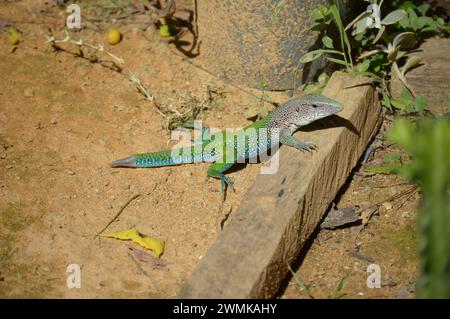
[
  {"left": 124, "top": 70, "right": 167, "bottom": 118},
  {"left": 45, "top": 32, "right": 125, "bottom": 65},
  {"left": 95, "top": 194, "right": 141, "bottom": 239}
]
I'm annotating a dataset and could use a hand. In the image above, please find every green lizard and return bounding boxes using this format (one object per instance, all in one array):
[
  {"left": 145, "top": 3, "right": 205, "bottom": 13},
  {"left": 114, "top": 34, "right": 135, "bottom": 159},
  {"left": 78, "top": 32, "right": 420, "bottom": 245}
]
[{"left": 111, "top": 94, "right": 342, "bottom": 195}]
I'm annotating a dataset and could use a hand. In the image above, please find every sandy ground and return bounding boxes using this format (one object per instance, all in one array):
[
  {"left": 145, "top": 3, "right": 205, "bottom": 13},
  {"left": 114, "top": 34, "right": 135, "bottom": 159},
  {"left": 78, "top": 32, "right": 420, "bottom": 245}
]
[{"left": 0, "top": 1, "right": 418, "bottom": 298}]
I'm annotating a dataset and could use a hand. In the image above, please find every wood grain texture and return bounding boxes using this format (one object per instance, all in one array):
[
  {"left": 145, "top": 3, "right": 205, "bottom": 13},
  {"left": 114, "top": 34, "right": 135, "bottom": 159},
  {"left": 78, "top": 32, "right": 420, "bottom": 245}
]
[{"left": 179, "top": 72, "right": 382, "bottom": 298}]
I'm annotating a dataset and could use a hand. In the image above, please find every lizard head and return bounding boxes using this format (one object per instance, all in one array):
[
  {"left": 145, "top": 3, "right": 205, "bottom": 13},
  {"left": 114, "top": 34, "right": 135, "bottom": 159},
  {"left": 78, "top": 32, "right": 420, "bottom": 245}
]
[{"left": 290, "top": 94, "right": 342, "bottom": 126}]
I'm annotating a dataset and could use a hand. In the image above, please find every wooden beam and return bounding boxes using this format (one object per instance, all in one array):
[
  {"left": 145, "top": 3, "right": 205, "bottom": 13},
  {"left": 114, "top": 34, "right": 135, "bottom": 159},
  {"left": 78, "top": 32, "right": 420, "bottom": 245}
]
[{"left": 179, "top": 72, "right": 382, "bottom": 298}]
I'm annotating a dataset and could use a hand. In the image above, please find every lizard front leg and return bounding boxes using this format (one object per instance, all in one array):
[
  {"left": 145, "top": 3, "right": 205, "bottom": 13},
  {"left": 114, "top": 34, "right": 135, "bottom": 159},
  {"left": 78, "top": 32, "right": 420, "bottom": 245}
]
[{"left": 279, "top": 128, "right": 316, "bottom": 152}]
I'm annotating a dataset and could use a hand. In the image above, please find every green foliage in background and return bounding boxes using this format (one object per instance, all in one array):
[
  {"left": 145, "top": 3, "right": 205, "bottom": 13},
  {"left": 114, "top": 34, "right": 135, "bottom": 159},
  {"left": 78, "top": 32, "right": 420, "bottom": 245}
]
[
  {"left": 389, "top": 118, "right": 450, "bottom": 298},
  {"left": 300, "top": 0, "right": 449, "bottom": 111}
]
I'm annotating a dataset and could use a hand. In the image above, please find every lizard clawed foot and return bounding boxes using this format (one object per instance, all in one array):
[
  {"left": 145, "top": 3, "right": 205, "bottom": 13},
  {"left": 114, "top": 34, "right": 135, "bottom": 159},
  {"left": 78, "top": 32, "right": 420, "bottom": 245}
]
[
  {"left": 292, "top": 141, "right": 317, "bottom": 152},
  {"left": 205, "top": 174, "right": 235, "bottom": 199},
  {"left": 299, "top": 141, "right": 317, "bottom": 152},
  {"left": 221, "top": 175, "right": 235, "bottom": 194}
]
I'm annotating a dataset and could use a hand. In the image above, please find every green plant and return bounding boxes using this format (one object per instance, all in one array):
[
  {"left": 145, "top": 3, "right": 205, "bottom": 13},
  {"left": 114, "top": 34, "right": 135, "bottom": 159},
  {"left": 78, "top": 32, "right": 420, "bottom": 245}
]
[
  {"left": 347, "top": 1, "right": 424, "bottom": 93},
  {"left": 389, "top": 118, "right": 450, "bottom": 298},
  {"left": 383, "top": 88, "right": 425, "bottom": 113},
  {"left": 395, "top": 2, "right": 450, "bottom": 35},
  {"left": 300, "top": 3, "right": 353, "bottom": 70},
  {"left": 287, "top": 264, "right": 314, "bottom": 299},
  {"left": 300, "top": 72, "right": 330, "bottom": 94},
  {"left": 347, "top": 0, "right": 406, "bottom": 44},
  {"left": 300, "top": 0, "right": 449, "bottom": 111},
  {"left": 448, "top": 92, "right": 450, "bottom": 110}
]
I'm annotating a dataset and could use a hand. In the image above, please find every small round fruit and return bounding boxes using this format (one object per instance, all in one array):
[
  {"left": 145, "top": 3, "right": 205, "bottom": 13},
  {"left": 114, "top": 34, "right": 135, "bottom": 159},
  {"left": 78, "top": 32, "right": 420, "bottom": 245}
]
[{"left": 107, "top": 28, "right": 121, "bottom": 45}]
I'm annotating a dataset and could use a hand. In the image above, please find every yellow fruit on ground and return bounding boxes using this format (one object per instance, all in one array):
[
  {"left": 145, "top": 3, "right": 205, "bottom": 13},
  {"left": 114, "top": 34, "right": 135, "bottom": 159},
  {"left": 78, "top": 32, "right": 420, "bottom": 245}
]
[{"left": 107, "top": 28, "right": 121, "bottom": 45}]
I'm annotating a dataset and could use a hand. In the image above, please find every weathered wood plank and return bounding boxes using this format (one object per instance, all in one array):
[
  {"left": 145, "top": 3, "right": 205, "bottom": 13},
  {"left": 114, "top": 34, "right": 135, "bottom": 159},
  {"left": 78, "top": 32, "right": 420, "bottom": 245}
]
[{"left": 179, "top": 72, "right": 381, "bottom": 298}]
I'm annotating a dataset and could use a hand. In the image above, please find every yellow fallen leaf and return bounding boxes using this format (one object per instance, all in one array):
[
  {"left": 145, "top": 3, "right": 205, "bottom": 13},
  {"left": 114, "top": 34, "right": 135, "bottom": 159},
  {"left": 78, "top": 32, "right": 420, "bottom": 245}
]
[
  {"left": 102, "top": 228, "right": 164, "bottom": 257},
  {"left": 7, "top": 28, "right": 22, "bottom": 46}
]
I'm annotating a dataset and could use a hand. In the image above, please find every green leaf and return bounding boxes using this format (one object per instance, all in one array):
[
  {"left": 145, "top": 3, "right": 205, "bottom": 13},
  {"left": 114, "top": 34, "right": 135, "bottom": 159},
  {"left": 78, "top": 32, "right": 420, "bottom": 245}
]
[
  {"left": 399, "top": 15, "right": 410, "bottom": 29},
  {"left": 414, "top": 16, "right": 433, "bottom": 30},
  {"left": 302, "top": 83, "right": 323, "bottom": 94},
  {"left": 322, "top": 36, "right": 334, "bottom": 49},
  {"left": 258, "top": 81, "right": 269, "bottom": 89},
  {"left": 415, "top": 95, "right": 426, "bottom": 112},
  {"left": 312, "top": 8, "right": 324, "bottom": 21},
  {"left": 388, "top": 119, "right": 415, "bottom": 152},
  {"left": 336, "top": 276, "right": 346, "bottom": 292},
  {"left": 387, "top": 44, "right": 400, "bottom": 62},
  {"left": 345, "top": 11, "right": 371, "bottom": 31},
  {"left": 417, "top": 3, "right": 430, "bottom": 16},
  {"left": 402, "top": 56, "right": 421, "bottom": 75},
  {"left": 364, "top": 165, "right": 401, "bottom": 175},
  {"left": 398, "top": 1, "right": 416, "bottom": 10},
  {"left": 382, "top": 91, "right": 392, "bottom": 111},
  {"left": 393, "top": 62, "right": 413, "bottom": 94},
  {"left": 318, "top": 5, "right": 329, "bottom": 16},
  {"left": 352, "top": 17, "right": 369, "bottom": 35},
  {"left": 391, "top": 99, "right": 409, "bottom": 110},
  {"left": 326, "top": 57, "right": 348, "bottom": 66},
  {"left": 357, "top": 59, "right": 371, "bottom": 72},
  {"left": 317, "top": 72, "right": 329, "bottom": 85},
  {"left": 381, "top": 9, "right": 406, "bottom": 25},
  {"left": 344, "top": 71, "right": 382, "bottom": 82},
  {"left": 401, "top": 88, "right": 414, "bottom": 102},
  {"left": 287, "top": 264, "right": 313, "bottom": 298},
  {"left": 372, "top": 25, "right": 386, "bottom": 44},
  {"left": 383, "top": 152, "right": 401, "bottom": 163},
  {"left": 300, "top": 49, "right": 323, "bottom": 63},
  {"left": 407, "top": 7, "right": 418, "bottom": 23},
  {"left": 392, "top": 32, "right": 417, "bottom": 49}
]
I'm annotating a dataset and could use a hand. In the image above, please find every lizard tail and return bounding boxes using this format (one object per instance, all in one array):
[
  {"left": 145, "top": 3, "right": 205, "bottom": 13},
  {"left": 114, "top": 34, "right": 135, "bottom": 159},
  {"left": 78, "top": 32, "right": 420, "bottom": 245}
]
[
  {"left": 110, "top": 156, "right": 136, "bottom": 167},
  {"left": 111, "top": 148, "right": 204, "bottom": 168}
]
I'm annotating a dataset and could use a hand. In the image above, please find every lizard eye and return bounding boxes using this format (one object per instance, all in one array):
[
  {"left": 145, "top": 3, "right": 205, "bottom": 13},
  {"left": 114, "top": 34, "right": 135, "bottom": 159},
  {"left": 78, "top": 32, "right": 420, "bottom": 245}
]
[{"left": 312, "top": 104, "right": 319, "bottom": 108}]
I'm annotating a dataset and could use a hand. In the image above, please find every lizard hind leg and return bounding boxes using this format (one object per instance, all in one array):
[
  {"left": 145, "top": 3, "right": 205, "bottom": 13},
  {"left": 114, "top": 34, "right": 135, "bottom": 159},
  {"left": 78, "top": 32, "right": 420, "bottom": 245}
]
[{"left": 207, "top": 162, "right": 235, "bottom": 197}]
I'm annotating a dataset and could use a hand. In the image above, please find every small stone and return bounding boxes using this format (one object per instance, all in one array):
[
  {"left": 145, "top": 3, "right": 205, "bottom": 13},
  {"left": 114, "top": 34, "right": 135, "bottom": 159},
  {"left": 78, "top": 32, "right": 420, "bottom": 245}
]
[
  {"left": 382, "top": 202, "right": 393, "bottom": 210},
  {"left": 401, "top": 211, "right": 411, "bottom": 218},
  {"left": 23, "top": 88, "right": 34, "bottom": 98},
  {"left": 67, "top": 170, "right": 75, "bottom": 175},
  {"left": 381, "top": 278, "right": 397, "bottom": 287},
  {"left": 357, "top": 292, "right": 364, "bottom": 296},
  {"left": 6, "top": 165, "right": 12, "bottom": 169},
  {"left": 104, "top": 181, "right": 110, "bottom": 187}
]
